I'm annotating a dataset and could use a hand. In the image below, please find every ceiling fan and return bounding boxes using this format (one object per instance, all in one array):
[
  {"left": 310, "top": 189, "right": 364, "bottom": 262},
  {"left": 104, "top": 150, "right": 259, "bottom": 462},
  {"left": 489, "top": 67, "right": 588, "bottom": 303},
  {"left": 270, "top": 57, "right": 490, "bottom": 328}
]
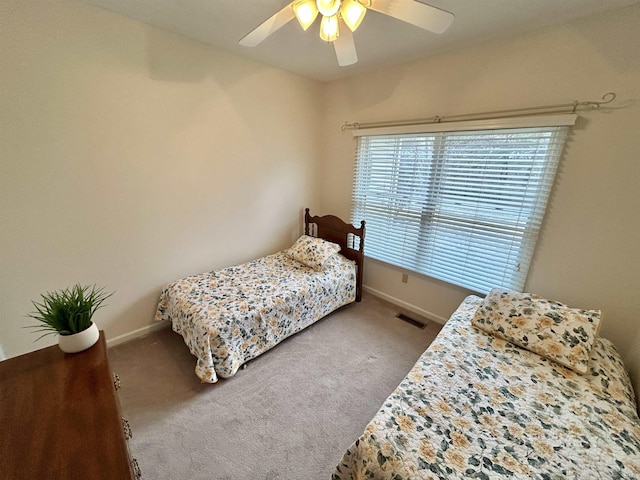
[{"left": 239, "top": 0, "right": 454, "bottom": 67}]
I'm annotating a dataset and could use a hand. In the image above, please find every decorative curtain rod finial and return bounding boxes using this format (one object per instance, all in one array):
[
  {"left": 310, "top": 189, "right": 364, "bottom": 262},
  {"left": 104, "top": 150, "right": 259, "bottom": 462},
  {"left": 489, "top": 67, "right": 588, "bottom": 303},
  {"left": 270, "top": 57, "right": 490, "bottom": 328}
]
[
  {"left": 577, "top": 92, "right": 617, "bottom": 110},
  {"left": 599, "top": 91, "right": 616, "bottom": 106},
  {"left": 342, "top": 121, "right": 360, "bottom": 131}
]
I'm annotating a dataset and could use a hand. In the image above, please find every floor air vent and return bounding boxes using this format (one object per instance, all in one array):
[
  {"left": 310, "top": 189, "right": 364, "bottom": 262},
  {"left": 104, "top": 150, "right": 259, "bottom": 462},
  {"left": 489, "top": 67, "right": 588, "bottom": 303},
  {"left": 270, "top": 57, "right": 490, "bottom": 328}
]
[{"left": 396, "top": 313, "right": 427, "bottom": 329}]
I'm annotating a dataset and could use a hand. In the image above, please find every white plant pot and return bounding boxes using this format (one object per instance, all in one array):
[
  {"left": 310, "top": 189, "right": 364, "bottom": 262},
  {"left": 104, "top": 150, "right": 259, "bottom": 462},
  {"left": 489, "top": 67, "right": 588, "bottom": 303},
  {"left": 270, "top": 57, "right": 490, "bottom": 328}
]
[{"left": 58, "top": 322, "right": 100, "bottom": 353}]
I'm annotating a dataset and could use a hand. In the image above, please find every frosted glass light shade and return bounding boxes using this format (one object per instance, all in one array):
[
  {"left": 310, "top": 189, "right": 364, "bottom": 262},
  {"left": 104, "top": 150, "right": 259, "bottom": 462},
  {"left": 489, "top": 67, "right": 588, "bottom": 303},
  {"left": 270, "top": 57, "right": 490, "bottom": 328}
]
[
  {"left": 341, "top": 0, "right": 366, "bottom": 31},
  {"left": 316, "top": 0, "right": 341, "bottom": 17},
  {"left": 319, "top": 14, "right": 339, "bottom": 42},
  {"left": 293, "top": 1, "right": 319, "bottom": 30}
]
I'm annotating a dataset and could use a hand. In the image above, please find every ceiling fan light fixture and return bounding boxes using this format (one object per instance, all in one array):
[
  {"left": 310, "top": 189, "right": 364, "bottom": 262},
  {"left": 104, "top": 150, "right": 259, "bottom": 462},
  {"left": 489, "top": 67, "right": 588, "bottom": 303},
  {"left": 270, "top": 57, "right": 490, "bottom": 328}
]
[
  {"left": 340, "top": 0, "right": 366, "bottom": 32},
  {"left": 319, "top": 14, "right": 340, "bottom": 42},
  {"left": 293, "top": 1, "right": 319, "bottom": 31},
  {"left": 316, "top": 0, "right": 341, "bottom": 17}
]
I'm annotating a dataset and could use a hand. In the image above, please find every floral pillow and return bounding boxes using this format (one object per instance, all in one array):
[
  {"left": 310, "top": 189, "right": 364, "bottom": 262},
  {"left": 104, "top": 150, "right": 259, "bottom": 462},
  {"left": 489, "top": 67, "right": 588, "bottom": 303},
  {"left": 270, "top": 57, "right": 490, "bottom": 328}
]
[
  {"left": 471, "top": 289, "right": 602, "bottom": 374},
  {"left": 285, "top": 235, "right": 341, "bottom": 271}
]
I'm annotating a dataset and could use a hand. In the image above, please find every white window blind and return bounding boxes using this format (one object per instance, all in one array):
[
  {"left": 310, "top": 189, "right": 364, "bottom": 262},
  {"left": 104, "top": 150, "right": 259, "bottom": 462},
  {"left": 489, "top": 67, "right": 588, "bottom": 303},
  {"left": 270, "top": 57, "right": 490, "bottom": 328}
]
[{"left": 351, "top": 114, "right": 575, "bottom": 294}]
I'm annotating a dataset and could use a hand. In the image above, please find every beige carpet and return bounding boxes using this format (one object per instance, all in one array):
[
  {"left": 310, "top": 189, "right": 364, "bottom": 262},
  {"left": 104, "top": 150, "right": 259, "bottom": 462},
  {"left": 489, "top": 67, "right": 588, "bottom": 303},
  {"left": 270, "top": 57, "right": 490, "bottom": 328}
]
[{"left": 108, "top": 293, "right": 443, "bottom": 480}]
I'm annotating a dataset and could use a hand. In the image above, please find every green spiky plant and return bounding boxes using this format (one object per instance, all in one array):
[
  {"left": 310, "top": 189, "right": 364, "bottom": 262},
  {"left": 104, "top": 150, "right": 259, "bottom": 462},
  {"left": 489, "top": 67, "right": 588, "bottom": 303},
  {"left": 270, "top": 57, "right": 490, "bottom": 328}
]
[{"left": 27, "top": 284, "right": 113, "bottom": 340}]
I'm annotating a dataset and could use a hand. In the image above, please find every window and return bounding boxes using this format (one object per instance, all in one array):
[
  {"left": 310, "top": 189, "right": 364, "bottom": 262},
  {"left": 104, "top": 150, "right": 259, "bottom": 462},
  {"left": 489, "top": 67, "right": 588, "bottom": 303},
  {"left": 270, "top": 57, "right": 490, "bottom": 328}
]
[{"left": 351, "top": 114, "right": 575, "bottom": 294}]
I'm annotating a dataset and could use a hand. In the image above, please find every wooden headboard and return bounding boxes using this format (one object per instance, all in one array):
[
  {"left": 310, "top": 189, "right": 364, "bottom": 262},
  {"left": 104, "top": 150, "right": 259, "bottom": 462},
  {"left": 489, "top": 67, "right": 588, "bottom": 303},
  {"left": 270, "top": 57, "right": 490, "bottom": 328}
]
[{"left": 304, "top": 208, "right": 366, "bottom": 302}]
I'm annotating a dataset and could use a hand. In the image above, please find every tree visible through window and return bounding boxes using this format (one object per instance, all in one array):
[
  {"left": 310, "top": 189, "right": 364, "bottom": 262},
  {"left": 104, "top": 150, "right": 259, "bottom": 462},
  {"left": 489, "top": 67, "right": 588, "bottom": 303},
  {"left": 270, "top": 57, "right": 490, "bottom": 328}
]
[{"left": 351, "top": 120, "right": 572, "bottom": 294}]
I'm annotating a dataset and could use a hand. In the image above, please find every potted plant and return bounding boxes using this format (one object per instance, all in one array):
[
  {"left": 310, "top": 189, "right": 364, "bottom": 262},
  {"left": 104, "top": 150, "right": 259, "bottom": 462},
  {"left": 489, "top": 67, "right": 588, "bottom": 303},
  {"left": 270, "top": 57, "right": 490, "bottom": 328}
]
[{"left": 27, "top": 284, "right": 113, "bottom": 353}]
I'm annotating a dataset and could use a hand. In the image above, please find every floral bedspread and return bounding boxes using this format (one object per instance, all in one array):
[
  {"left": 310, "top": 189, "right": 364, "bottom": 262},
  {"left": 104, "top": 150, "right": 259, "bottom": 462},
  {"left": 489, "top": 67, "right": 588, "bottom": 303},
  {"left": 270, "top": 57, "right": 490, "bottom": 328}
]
[
  {"left": 333, "top": 295, "right": 640, "bottom": 480},
  {"left": 155, "top": 252, "right": 356, "bottom": 383}
]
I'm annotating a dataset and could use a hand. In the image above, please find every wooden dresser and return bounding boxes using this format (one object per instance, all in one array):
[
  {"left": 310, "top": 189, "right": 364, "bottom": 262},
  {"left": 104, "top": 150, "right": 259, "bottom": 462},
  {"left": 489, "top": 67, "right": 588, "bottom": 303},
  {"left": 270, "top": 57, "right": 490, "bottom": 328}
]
[{"left": 0, "top": 333, "right": 139, "bottom": 479}]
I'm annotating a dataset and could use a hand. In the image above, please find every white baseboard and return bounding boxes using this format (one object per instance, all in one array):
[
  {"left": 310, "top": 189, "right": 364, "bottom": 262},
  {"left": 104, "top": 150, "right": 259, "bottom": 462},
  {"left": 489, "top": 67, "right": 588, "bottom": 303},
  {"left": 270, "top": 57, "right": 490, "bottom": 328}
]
[
  {"left": 106, "top": 321, "right": 170, "bottom": 348},
  {"left": 363, "top": 286, "right": 448, "bottom": 325},
  {"left": 106, "top": 288, "right": 446, "bottom": 348}
]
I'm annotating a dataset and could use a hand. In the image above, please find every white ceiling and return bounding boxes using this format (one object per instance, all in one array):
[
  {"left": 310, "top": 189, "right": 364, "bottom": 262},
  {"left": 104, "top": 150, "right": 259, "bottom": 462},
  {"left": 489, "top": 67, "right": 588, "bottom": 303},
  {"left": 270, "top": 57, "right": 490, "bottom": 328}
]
[{"left": 83, "top": 0, "right": 637, "bottom": 82}]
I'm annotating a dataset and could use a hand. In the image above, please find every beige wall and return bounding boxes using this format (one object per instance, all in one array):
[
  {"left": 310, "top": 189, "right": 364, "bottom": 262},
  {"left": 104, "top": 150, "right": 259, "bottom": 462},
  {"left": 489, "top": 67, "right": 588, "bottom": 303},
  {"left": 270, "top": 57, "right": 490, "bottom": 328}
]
[
  {"left": 319, "top": 4, "right": 640, "bottom": 402},
  {"left": 0, "top": 0, "right": 322, "bottom": 357},
  {"left": 2, "top": 0, "right": 639, "bottom": 406}
]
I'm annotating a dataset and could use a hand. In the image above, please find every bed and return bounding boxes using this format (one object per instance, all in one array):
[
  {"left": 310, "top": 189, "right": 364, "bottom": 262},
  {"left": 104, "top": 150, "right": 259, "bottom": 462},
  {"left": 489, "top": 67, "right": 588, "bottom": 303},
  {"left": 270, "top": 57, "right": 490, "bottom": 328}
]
[
  {"left": 333, "top": 290, "right": 640, "bottom": 480},
  {"left": 155, "top": 209, "right": 365, "bottom": 383}
]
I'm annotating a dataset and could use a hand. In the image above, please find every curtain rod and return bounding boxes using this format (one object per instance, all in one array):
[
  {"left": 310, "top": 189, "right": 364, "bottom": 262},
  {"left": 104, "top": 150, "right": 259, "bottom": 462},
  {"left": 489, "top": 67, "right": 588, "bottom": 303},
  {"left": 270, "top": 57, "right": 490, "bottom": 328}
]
[{"left": 341, "top": 92, "right": 617, "bottom": 131}]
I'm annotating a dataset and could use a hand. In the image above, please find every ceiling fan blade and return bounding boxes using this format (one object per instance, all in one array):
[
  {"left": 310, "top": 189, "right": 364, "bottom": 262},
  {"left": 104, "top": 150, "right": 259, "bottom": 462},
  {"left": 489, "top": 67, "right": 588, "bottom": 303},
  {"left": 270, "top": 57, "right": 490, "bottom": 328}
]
[
  {"left": 334, "top": 24, "right": 358, "bottom": 66},
  {"left": 369, "top": 0, "right": 454, "bottom": 34},
  {"left": 239, "top": 4, "right": 296, "bottom": 47}
]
